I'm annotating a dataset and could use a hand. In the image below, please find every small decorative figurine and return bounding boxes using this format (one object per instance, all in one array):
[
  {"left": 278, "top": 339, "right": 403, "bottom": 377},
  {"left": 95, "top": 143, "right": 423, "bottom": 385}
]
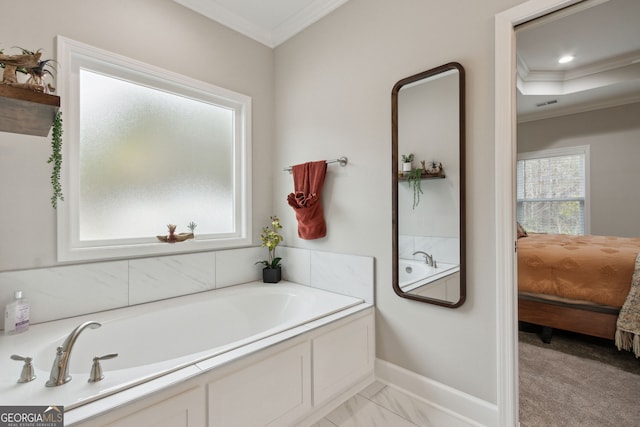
[
  {"left": 426, "top": 161, "right": 443, "bottom": 175},
  {"left": 157, "top": 224, "right": 194, "bottom": 243}
]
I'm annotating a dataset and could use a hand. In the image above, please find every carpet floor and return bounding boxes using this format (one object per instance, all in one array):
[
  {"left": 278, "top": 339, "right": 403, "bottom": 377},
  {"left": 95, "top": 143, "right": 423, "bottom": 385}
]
[{"left": 519, "top": 327, "right": 640, "bottom": 426}]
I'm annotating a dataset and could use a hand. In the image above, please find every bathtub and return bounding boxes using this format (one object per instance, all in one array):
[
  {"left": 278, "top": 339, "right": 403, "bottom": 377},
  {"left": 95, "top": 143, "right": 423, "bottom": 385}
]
[
  {"left": 399, "top": 258, "right": 459, "bottom": 292},
  {"left": 0, "top": 282, "right": 367, "bottom": 420}
]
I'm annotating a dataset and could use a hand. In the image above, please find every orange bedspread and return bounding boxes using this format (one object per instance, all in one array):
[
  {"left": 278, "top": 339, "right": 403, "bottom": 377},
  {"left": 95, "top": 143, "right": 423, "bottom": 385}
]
[{"left": 518, "top": 234, "right": 640, "bottom": 308}]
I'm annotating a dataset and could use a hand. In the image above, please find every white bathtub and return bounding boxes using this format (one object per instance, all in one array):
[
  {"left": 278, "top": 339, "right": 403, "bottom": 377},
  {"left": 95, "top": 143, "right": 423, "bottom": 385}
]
[
  {"left": 0, "top": 282, "right": 365, "bottom": 414},
  {"left": 399, "top": 258, "right": 459, "bottom": 292}
]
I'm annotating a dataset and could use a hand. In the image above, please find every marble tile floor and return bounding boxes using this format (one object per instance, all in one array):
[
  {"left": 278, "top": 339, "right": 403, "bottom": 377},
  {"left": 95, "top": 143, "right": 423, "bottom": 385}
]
[{"left": 310, "top": 381, "right": 476, "bottom": 427}]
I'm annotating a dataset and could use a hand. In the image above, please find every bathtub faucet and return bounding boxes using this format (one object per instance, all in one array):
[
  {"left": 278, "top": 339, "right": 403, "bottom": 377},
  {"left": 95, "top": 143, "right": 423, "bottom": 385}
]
[
  {"left": 46, "top": 320, "right": 101, "bottom": 387},
  {"left": 413, "top": 251, "right": 435, "bottom": 267}
]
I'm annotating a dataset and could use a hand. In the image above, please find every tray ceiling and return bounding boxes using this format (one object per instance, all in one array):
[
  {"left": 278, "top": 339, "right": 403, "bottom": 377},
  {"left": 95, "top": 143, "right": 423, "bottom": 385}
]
[{"left": 516, "top": 0, "right": 640, "bottom": 121}]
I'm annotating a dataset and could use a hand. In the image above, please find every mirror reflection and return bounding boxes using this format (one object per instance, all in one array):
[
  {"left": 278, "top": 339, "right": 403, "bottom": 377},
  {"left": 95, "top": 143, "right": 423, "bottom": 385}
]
[{"left": 392, "top": 63, "right": 465, "bottom": 307}]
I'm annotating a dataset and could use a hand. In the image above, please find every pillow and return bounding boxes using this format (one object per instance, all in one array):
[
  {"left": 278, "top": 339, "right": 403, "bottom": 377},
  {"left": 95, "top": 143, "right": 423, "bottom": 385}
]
[{"left": 517, "top": 222, "right": 528, "bottom": 238}]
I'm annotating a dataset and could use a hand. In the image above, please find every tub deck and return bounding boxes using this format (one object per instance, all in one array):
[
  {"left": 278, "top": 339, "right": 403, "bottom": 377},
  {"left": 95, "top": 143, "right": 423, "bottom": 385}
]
[{"left": 0, "top": 282, "right": 368, "bottom": 415}]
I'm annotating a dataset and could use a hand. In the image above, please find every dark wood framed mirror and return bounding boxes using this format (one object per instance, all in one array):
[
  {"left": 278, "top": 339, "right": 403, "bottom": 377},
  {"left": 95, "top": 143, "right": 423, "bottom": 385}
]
[{"left": 392, "top": 62, "right": 466, "bottom": 307}]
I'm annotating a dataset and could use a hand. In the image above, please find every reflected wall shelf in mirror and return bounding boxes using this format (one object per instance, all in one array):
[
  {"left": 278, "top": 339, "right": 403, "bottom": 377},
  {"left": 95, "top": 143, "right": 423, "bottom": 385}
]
[
  {"left": 0, "top": 85, "right": 60, "bottom": 137},
  {"left": 392, "top": 62, "right": 466, "bottom": 308},
  {"left": 397, "top": 174, "right": 445, "bottom": 181}
]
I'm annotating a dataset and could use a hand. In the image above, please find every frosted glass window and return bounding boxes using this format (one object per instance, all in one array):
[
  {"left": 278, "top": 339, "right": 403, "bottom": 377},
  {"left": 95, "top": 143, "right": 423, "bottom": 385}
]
[
  {"left": 57, "top": 37, "right": 252, "bottom": 261},
  {"left": 79, "top": 70, "right": 234, "bottom": 240}
]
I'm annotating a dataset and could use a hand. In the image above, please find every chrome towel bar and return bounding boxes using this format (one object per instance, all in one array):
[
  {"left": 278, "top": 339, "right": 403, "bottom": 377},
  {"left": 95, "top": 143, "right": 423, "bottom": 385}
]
[{"left": 283, "top": 156, "right": 348, "bottom": 173}]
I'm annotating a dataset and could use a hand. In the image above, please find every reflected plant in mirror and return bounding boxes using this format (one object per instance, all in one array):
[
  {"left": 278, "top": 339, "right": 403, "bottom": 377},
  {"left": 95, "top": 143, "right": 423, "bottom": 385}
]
[
  {"left": 405, "top": 168, "right": 424, "bottom": 209},
  {"left": 392, "top": 63, "right": 466, "bottom": 307},
  {"left": 401, "top": 153, "right": 414, "bottom": 175}
]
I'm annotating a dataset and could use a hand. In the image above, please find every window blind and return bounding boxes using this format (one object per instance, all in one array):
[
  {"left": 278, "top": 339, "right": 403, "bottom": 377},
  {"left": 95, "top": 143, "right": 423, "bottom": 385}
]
[{"left": 517, "top": 147, "right": 587, "bottom": 235}]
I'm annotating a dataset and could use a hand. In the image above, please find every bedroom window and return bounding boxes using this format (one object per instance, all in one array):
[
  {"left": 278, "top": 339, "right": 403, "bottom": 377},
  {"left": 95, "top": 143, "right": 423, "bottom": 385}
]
[
  {"left": 517, "top": 146, "right": 589, "bottom": 235},
  {"left": 56, "top": 37, "right": 252, "bottom": 262}
]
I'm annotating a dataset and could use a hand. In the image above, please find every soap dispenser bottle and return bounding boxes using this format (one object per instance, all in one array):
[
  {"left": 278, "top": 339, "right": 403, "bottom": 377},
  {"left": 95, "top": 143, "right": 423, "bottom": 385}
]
[{"left": 4, "top": 291, "right": 30, "bottom": 335}]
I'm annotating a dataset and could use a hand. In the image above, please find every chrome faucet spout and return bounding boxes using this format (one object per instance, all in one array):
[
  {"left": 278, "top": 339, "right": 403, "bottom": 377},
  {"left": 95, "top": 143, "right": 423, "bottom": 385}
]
[
  {"left": 412, "top": 250, "right": 434, "bottom": 267},
  {"left": 46, "top": 320, "right": 101, "bottom": 387}
]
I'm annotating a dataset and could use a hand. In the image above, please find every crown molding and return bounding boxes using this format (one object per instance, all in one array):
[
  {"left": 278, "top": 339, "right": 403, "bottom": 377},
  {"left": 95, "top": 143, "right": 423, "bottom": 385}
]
[
  {"left": 518, "top": 50, "right": 640, "bottom": 83},
  {"left": 517, "top": 57, "right": 640, "bottom": 97},
  {"left": 174, "top": 0, "right": 349, "bottom": 48},
  {"left": 518, "top": 93, "right": 640, "bottom": 123},
  {"left": 271, "top": 0, "right": 350, "bottom": 47},
  {"left": 174, "top": 0, "right": 273, "bottom": 45}
]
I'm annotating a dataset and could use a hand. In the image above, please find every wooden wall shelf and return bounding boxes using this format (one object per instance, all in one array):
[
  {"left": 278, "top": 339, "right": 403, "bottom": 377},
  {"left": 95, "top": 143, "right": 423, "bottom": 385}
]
[
  {"left": 398, "top": 173, "right": 445, "bottom": 182},
  {"left": 0, "top": 85, "right": 60, "bottom": 137}
]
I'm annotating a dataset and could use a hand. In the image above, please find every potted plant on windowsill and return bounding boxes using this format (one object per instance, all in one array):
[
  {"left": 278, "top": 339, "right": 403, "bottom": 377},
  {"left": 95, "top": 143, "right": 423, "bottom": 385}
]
[{"left": 255, "top": 215, "right": 284, "bottom": 283}]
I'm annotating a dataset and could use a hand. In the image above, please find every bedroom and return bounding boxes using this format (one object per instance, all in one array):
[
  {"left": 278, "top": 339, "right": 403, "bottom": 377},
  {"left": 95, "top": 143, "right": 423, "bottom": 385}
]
[
  {"left": 517, "top": 0, "right": 640, "bottom": 344},
  {"left": 514, "top": 0, "right": 640, "bottom": 423},
  {"left": 516, "top": 102, "right": 640, "bottom": 343}
]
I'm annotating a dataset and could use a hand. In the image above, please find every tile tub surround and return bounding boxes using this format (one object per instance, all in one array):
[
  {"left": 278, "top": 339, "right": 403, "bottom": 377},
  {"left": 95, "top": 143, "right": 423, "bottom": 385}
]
[
  {"left": 279, "top": 247, "right": 374, "bottom": 304},
  {"left": 0, "top": 246, "right": 373, "bottom": 328}
]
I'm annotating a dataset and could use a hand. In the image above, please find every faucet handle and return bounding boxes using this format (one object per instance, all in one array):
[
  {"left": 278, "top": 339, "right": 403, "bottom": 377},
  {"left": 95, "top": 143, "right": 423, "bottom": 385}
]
[
  {"left": 88, "top": 353, "right": 118, "bottom": 383},
  {"left": 11, "top": 354, "right": 36, "bottom": 383}
]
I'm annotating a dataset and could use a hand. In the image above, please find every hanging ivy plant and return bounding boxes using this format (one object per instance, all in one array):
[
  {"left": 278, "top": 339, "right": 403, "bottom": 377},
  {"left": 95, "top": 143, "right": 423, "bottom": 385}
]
[
  {"left": 48, "top": 111, "right": 64, "bottom": 209},
  {"left": 406, "top": 168, "right": 423, "bottom": 209}
]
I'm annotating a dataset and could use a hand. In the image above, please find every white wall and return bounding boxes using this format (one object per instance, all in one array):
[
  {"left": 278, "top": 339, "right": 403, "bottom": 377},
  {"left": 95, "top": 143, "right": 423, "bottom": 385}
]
[
  {"left": 274, "top": 0, "right": 526, "bottom": 403},
  {"left": 518, "top": 102, "right": 640, "bottom": 237},
  {"left": 0, "top": 0, "right": 274, "bottom": 270}
]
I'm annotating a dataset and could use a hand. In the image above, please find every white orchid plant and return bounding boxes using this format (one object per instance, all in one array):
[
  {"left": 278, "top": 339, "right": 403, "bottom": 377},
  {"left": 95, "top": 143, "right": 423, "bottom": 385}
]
[{"left": 256, "top": 216, "right": 284, "bottom": 269}]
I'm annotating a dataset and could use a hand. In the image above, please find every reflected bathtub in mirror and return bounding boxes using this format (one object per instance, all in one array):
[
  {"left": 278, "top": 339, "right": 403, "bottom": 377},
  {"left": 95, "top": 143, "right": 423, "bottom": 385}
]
[
  {"left": 398, "top": 258, "right": 459, "bottom": 292},
  {"left": 392, "top": 63, "right": 466, "bottom": 308}
]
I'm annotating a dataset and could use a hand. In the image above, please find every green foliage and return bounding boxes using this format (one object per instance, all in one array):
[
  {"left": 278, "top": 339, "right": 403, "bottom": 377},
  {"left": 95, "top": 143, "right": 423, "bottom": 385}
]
[
  {"left": 401, "top": 153, "right": 414, "bottom": 163},
  {"left": 15, "top": 47, "right": 56, "bottom": 78},
  {"left": 406, "top": 168, "right": 423, "bottom": 209},
  {"left": 255, "top": 216, "right": 284, "bottom": 268},
  {"left": 187, "top": 221, "right": 197, "bottom": 233},
  {"left": 47, "top": 111, "right": 64, "bottom": 209}
]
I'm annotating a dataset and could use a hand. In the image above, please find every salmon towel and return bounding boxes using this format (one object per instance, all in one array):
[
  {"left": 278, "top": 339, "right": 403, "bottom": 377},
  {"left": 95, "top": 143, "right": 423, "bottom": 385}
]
[{"left": 287, "top": 161, "right": 327, "bottom": 239}]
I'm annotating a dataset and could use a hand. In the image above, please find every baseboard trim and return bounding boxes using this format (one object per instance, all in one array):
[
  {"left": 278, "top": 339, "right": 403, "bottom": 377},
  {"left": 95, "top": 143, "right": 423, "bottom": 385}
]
[{"left": 375, "top": 358, "right": 498, "bottom": 427}]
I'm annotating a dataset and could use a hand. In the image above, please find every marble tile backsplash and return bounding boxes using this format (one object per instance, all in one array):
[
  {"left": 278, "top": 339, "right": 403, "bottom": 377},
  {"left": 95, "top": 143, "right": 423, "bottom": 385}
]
[
  {"left": 129, "top": 252, "right": 216, "bottom": 304},
  {"left": 215, "top": 246, "right": 263, "bottom": 288},
  {"left": 0, "top": 262, "right": 129, "bottom": 325},
  {"left": 279, "top": 247, "right": 374, "bottom": 303},
  {"left": 0, "top": 247, "right": 373, "bottom": 328},
  {"left": 310, "top": 251, "right": 374, "bottom": 303}
]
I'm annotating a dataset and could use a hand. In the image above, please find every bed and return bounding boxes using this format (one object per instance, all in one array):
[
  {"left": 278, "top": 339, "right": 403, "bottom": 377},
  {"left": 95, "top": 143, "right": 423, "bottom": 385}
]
[{"left": 517, "top": 232, "right": 640, "bottom": 343}]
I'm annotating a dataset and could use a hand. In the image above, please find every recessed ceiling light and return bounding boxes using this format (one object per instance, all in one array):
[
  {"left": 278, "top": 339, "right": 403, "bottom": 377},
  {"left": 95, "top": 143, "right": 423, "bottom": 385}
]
[{"left": 558, "top": 55, "right": 575, "bottom": 64}]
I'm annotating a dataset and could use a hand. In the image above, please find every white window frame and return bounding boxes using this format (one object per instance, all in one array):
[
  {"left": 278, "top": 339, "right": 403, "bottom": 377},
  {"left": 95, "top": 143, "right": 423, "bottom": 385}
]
[
  {"left": 56, "top": 36, "right": 252, "bottom": 262},
  {"left": 517, "top": 145, "right": 590, "bottom": 235}
]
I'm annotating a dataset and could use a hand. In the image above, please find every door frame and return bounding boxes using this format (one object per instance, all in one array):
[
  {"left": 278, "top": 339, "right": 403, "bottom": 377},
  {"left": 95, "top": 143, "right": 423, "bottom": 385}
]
[{"left": 494, "top": 0, "right": 584, "bottom": 425}]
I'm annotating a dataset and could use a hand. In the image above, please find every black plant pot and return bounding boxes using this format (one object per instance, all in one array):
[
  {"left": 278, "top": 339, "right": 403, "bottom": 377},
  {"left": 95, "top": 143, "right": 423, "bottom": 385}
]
[{"left": 262, "top": 267, "right": 281, "bottom": 283}]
